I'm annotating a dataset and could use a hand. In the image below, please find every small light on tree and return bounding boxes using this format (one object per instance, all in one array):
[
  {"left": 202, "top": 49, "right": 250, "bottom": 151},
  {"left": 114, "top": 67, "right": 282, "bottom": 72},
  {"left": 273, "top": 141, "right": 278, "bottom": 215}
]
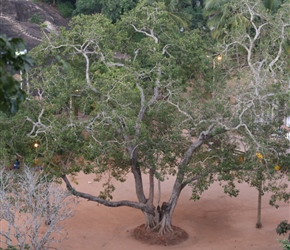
[
  {"left": 217, "top": 54, "right": 222, "bottom": 61},
  {"left": 33, "top": 142, "right": 40, "bottom": 148}
]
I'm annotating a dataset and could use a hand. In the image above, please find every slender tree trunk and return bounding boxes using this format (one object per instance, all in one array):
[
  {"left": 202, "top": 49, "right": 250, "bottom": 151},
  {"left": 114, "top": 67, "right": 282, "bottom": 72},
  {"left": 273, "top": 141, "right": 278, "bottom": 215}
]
[
  {"left": 144, "top": 168, "right": 157, "bottom": 230},
  {"left": 256, "top": 180, "right": 262, "bottom": 228}
]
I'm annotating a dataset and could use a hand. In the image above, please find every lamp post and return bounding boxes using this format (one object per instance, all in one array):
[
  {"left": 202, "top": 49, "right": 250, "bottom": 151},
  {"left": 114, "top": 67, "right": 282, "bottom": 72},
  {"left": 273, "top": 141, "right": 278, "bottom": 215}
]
[
  {"left": 33, "top": 142, "right": 40, "bottom": 169},
  {"left": 212, "top": 54, "right": 223, "bottom": 87}
]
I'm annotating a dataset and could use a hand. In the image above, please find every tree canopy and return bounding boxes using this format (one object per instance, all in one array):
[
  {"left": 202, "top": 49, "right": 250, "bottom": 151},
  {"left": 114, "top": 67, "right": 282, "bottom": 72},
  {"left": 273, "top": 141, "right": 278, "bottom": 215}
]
[{"left": 1, "top": 0, "right": 290, "bottom": 237}]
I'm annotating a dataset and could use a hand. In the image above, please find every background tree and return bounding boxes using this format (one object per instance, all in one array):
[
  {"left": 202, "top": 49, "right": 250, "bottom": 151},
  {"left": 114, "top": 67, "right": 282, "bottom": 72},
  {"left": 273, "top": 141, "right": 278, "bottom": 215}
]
[
  {"left": 147, "top": 0, "right": 209, "bottom": 31},
  {"left": 212, "top": 0, "right": 290, "bottom": 227},
  {"left": 0, "top": 35, "right": 33, "bottom": 115},
  {"left": 72, "top": 0, "right": 102, "bottom": 16},
  {"left": 73, "top": 0, "right": 138, "bottom": 22},
  {"left": 203, "top": 0, "right": 287, "bottom": 40}
]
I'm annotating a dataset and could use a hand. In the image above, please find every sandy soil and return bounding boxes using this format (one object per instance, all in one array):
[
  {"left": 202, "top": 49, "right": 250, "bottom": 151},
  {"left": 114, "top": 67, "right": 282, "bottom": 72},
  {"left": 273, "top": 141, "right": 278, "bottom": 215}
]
[{"left": 57, "top": 172, "right": 289, "bottom": 250}]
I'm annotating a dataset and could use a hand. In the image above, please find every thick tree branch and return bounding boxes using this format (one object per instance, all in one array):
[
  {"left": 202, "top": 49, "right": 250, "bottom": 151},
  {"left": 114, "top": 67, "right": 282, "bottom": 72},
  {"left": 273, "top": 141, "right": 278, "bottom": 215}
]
[
  {"left": 61, "top": 174, "right": 154, "bottom": 214},
  {"left": 26, "top": 107, "right": 50, "bottom": 137},
  {"left": 127, "top": 65, "right": 162, "bottom": 205},
  {"left": 148, "top": 168, "right": 155, "bottom": 205},
  {"left": 181, "top": 123, "right": 216, "bottom": 167},
  {"left": 181, "top": 175, "right": 202, "bottom": 190},
  {"left": 268, "top": 24, "right": 290, "bottom": 76}
]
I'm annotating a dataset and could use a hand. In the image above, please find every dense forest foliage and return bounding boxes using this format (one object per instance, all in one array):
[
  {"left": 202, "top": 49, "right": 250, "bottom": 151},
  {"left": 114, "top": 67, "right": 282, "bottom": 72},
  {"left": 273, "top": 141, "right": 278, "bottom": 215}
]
[{"left": 35, "top": 0, "right": 205, "bottom": 25}]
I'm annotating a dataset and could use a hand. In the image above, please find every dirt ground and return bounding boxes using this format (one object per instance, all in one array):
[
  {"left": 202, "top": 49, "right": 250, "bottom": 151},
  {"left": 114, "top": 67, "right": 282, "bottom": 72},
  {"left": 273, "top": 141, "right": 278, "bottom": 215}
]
[{"left": 57, "top": 172, "right": 289, "bottom": 250}]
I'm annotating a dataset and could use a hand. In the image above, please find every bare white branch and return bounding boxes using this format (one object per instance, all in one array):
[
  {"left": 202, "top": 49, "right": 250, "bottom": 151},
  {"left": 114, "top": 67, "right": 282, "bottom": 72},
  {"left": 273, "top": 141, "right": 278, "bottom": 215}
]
[
  {"left": 0, "top": 166, "right": 77, "bottom": 249},
  {"left": 131, "top": 24, "right": 158, "bottom": 43}
]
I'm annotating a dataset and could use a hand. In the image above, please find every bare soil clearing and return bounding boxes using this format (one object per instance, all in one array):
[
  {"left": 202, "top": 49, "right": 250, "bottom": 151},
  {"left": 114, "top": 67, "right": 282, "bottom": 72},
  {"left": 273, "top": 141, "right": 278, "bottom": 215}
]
[{"left": 55, "top": 172, "right": 290, "bottom": 250}]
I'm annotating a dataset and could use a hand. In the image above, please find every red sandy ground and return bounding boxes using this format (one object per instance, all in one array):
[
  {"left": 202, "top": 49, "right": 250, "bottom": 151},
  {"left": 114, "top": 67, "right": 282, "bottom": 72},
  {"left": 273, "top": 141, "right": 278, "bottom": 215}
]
[{"left": 57, "top": 172, "right": 290, "bottom": 250}]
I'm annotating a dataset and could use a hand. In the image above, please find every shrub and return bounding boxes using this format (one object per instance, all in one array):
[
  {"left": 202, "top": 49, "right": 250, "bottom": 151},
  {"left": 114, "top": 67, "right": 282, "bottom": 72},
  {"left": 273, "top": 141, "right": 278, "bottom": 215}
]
[
  {"left": 30, "top": 14, "right": 44, "bottom": 24},
  {"left": 279, "top": 239, "right": 290, "bottom": 250}
]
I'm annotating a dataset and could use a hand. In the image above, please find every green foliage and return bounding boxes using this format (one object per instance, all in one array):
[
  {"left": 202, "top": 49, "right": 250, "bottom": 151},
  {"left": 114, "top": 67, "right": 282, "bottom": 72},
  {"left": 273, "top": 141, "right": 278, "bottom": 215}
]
[
  {"left": 262, "top": 0, "right": 284, "bottom": 13},
  {"left": 277, "top": 221, "right": 290, "bottom": 236},
  {"left": 30, "top": 14, "right": 44, "bottom": 24},
  {"left": 73, "top": 0, "right": 101, "bottom": 15},
  {"left": 203, "top": 0, "right": 289, "bottom": 40},
  {"left": 57, "top": 0, "right": 74, "bottom": 18},
  {"left": 147, "top": 0, "right": 193, "bottom": 29},
  {"left": 99, "top": 0, "right": 138, "bottom": 23},
  {"left": 190, "top": 0, "right": 207, "bottom": 29},
  {"left": 21, "top": 3, "right": 217, "bottom": 190},
  {"left": 279, "top": 239, "right": 290, "bottom": 250},
  {"left": 0, "top": 35, "right": 34, "bottom": 115},
  {"left": 73, "top": 0, "right": 138, "bottom": 22},
  {"left": 203, "top": 0, "right": 250, "bottom": 39}
]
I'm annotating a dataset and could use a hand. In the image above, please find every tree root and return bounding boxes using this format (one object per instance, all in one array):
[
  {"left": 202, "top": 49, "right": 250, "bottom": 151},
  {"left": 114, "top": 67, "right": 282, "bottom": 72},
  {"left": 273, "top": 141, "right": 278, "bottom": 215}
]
[
  {"left": 159, "top": 224, "right": 174, "bottom": 236},
  {"left": 147, "top": 222, "right": 174, "bottom": 235}
]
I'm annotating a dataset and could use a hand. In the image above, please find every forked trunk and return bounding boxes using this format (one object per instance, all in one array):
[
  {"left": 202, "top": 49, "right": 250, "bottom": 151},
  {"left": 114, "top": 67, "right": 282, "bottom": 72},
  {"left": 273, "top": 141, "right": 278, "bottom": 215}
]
[
  {"left": 144, "top": 185, "right": 181, "bottom": 235},
  {"left": 143, "top": 203, "right": 174, "bottom": 234}
]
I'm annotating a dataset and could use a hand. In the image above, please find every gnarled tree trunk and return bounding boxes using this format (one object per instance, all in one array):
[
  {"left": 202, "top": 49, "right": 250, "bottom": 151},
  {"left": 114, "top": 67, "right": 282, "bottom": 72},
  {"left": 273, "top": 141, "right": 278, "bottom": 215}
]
[
  {"left": 144, "top": 211, "right": 157, "bottom": 229},
  {"left": 158, "top": 178, "right": 182, "bottom": 235}
]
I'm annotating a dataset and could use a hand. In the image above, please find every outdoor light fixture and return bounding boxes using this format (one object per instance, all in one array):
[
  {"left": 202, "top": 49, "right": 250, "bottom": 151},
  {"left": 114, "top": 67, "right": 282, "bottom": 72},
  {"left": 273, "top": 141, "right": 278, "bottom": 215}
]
[
  {"left": 33, "top": 142, "right": 40, "bottom": 148},
  {"left": 217, "top": 54, "right": 222, "bottom": 61}
]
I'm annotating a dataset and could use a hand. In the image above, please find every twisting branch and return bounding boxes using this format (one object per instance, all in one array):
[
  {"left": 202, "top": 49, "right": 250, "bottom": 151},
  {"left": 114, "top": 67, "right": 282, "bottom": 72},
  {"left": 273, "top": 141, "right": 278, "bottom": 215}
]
[
  {"left": 181, "top": 123, "right": 216, "bottom": 167},
  {"left": 131, "top": 24, "right": 158, "bottom": 43},
  {"left": 26, "top": 107, "right": 50, "bottom": 137},
  {"left": 268, "top": 24, "right": 290, "bottom": 76},
  {"left": 135, "top": 81, "right": 146, "bottom": 138},
  {"left": 167, "top": 100, "right": 193, "bottom": 122},
  {"left": 181, "top": 175, "right": 202, "bottom": 189},
  {"left": 162, "top": 44, "right": 173, "bottom": 57},
  {"left": 134, "top": 64, "right": 161, "bottom": 144},
  {"left": 148, "top": 64, "right": 161, "bottom": 106}
]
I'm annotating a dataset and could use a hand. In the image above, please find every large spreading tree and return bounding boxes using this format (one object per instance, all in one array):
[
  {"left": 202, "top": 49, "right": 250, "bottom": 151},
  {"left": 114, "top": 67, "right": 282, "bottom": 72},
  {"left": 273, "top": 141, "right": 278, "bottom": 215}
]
[{"left": 1, "top": 0, "right": 290, "bottom": 236}]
